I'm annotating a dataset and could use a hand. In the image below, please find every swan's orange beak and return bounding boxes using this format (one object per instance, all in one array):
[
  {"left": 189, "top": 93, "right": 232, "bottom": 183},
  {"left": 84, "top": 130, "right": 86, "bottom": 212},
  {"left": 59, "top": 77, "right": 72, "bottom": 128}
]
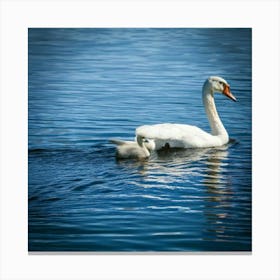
[{"left": 223, "top": 85, "right": 236, "bottom": 102}]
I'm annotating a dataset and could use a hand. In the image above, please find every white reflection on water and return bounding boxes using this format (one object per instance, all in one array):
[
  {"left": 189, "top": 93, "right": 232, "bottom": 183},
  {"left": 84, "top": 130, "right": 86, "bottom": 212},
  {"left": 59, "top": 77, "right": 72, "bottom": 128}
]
[
  {"left": 116, "top": 144, "right": 229, "bottom": 185},
  {"left": 115, "top": 144, "right": 241, "bottom": 244}
]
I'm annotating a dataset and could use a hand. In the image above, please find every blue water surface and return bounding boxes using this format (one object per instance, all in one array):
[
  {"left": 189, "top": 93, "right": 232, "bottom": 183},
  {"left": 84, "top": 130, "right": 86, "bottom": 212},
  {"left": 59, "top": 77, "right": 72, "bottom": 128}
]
[{"left": 28, "top": 28, "right": 251, "bottom": 252}]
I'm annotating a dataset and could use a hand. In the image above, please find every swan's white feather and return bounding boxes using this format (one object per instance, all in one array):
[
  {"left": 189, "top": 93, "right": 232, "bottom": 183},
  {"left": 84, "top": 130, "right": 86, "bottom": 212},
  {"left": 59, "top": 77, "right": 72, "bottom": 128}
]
[{"left": 136, "top": 123, "right": 225, "bottom": 149}]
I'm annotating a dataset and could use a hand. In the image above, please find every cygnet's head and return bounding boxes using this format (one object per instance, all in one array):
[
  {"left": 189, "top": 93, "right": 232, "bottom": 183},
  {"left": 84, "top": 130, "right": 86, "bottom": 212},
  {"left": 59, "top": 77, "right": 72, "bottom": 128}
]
[
  {"left": 136, "top": 136, "right": 156, "bottom": 151},
  {"left": 206, "top": 76, "right": 236, "bottom": 102},
  {"left": 143, "top": 138, "right": 156, "bottom": 151}
]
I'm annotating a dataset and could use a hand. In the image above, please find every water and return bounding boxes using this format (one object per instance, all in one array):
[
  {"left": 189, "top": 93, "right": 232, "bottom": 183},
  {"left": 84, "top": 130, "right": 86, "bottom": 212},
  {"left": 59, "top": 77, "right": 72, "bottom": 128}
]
[{"left": 28, "top": 28, "right": 252, "bottom": 252}]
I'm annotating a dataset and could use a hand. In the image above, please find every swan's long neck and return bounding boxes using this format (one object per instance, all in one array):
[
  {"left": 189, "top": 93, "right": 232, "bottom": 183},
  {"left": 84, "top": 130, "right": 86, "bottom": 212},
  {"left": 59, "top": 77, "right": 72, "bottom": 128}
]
[{"left": 202, "top": 82, "right": 228, "bottom": 138}]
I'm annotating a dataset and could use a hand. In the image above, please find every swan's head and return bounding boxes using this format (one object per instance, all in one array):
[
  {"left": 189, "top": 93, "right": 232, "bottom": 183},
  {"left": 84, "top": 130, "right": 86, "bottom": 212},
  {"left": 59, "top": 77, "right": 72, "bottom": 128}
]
[{"left": 207, "top": 76, "right": 236, "bottom": 102}]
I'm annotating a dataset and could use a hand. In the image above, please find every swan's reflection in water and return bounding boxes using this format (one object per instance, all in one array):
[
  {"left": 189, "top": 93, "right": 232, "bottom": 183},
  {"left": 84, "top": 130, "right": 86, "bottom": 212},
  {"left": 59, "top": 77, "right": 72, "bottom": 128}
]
[
  {"left": 201, "top": 148, "right": 233, "bottom": 244},
  {"left": 116, "top": 144, "right": 230, "bottom": 186},
  {"left": 116, "top": 144, "right": 235, "bottom": 245}
]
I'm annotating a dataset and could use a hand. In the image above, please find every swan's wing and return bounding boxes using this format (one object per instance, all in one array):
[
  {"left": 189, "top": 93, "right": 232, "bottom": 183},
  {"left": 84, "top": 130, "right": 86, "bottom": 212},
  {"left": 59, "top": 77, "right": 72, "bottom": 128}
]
[
  {"left": 136, "top": 123, "right": 205, "bottom": 140},
  {"left": 136, "top": 123, "right": 213, "bottom": 149}
]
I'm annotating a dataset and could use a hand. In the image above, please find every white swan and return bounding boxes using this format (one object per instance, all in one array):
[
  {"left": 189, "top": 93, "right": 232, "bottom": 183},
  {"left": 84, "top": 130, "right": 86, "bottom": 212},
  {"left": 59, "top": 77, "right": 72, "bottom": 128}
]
[
  {"left": 110, "top": 136, "right": 155, "bottom": 159},
  {"left": 136, "top": 76, "right": 236, "bottom": 150}
]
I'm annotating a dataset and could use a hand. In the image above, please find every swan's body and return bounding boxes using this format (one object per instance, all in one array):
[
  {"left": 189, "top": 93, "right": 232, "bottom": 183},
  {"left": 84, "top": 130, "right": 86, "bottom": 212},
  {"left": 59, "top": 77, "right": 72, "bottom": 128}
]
[
  {"left": 136, "top": 123, "right": 225, "bottom": 150},
  {"left": 110, "top": 136, "right": 155, "bottom": 159},
  {"left": 136, "top": 76, "right": 236, "bottom": 150}
]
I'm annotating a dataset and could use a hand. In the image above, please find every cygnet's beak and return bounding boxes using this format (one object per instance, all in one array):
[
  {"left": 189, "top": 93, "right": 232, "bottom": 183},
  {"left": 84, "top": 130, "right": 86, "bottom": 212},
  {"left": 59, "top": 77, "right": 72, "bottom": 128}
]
[{"left": 223, "top": 84, "right": 237, "bottom": 102}]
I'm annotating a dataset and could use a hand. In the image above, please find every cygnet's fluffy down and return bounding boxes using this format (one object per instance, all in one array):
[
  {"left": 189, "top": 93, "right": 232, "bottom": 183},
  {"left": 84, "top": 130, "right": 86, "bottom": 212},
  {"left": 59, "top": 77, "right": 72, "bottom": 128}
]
[{"left": 110, "top": 137, "right": 155, "bottom": 159}]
